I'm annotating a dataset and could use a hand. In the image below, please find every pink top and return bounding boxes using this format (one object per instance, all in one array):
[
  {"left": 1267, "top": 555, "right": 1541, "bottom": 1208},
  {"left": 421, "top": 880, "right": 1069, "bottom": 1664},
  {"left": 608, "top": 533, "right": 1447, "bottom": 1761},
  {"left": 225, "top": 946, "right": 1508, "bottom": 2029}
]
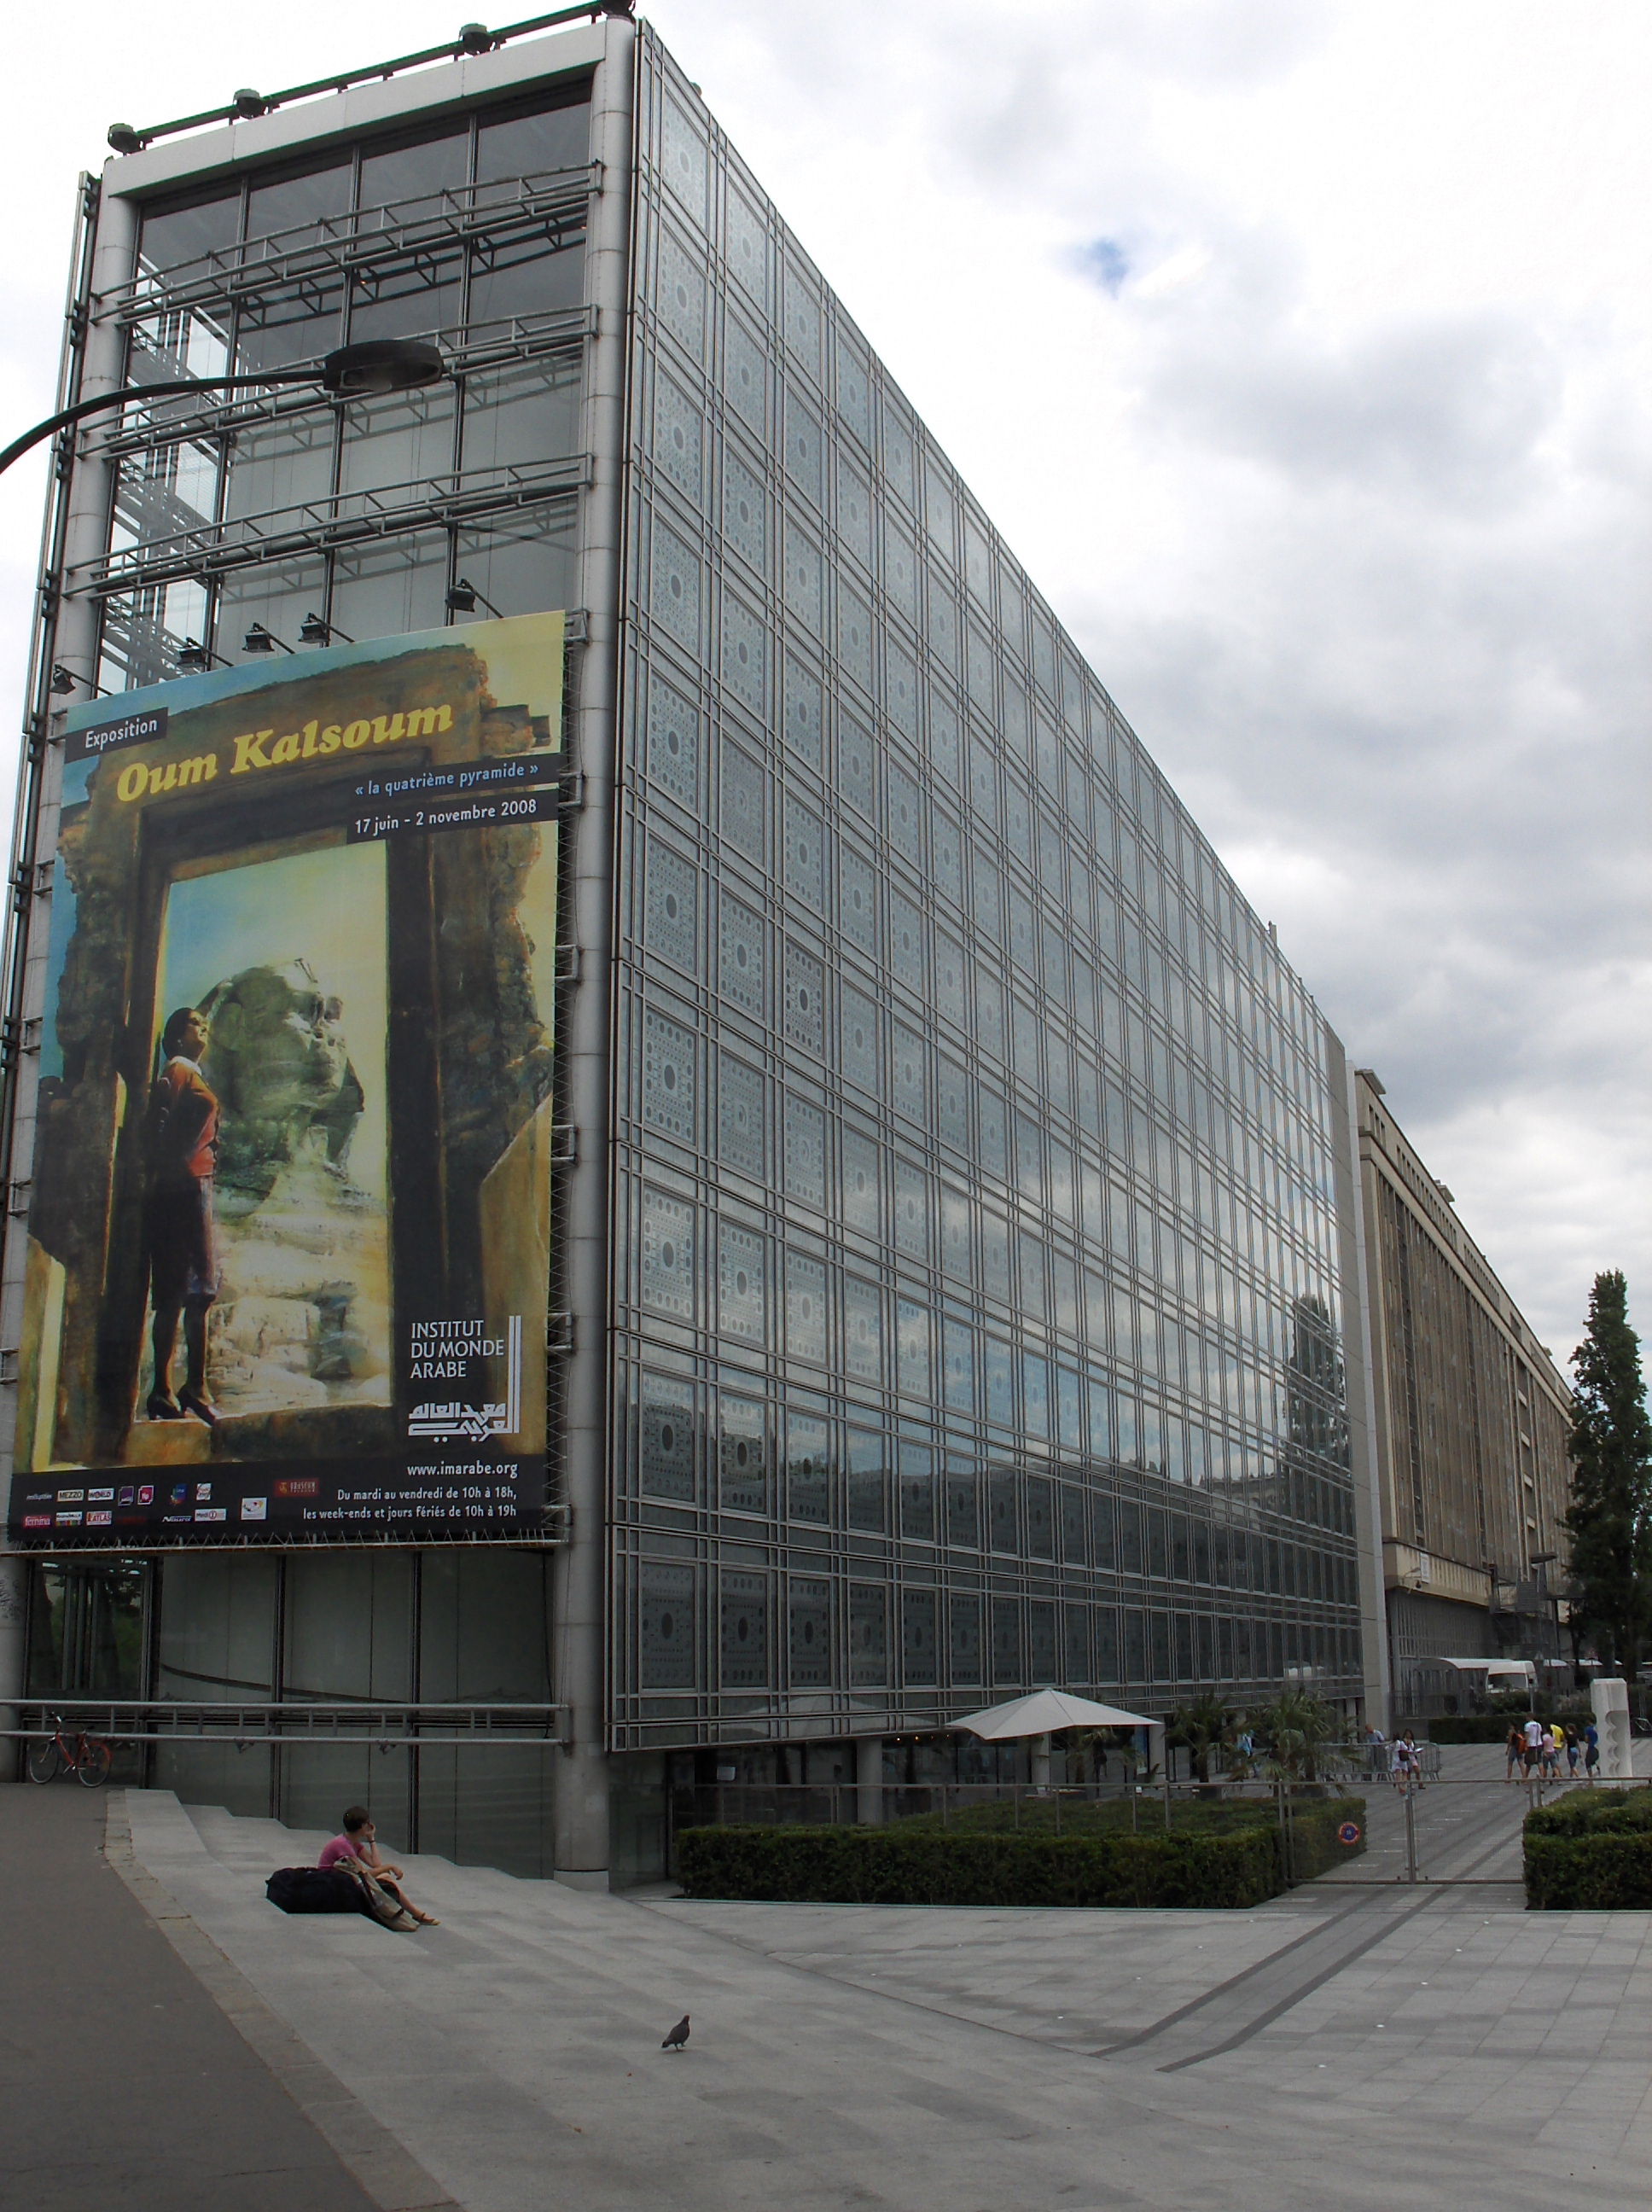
[{"left": 318, "top": 1834, "right": 363, "bottom": 1871}]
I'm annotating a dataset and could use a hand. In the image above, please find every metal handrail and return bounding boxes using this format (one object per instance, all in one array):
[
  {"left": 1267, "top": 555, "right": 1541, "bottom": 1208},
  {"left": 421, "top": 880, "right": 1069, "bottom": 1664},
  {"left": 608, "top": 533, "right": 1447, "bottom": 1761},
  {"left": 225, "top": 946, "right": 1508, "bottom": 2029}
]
[
  {"left": 116, "top": 172, "right": 596, "bottom": 323},
  {"left": 3, "top": 1698, "right": 570, "bottom": 1746},
  {"left": 109, "top": 5, "right": 626, "bottom": 156},
  {"left": 86, "top": 453, "right": 590, "bottom": 593}
]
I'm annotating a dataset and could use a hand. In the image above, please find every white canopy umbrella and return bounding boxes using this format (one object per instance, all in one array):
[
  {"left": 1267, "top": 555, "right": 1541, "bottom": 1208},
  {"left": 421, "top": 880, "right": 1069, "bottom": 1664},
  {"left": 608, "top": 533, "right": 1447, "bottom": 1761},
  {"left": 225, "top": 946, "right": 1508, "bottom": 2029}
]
[{"left": 951, "top": 1689, "right": 1164, "bottom": 1789}]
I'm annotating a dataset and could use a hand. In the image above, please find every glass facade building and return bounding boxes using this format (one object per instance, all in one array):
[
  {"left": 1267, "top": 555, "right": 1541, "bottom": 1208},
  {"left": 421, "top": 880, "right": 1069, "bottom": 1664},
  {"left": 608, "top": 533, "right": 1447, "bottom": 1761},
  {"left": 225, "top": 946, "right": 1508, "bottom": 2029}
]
[{"left": 0, "top": 12, "right": 1373, "bottom": 1884}]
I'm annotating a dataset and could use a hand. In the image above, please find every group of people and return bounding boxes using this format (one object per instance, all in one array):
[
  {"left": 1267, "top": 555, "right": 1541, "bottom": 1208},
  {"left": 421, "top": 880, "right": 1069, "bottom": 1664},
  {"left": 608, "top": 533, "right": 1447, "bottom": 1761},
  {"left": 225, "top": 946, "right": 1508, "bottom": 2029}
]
[
  {"left": 1363, "top": 1726, "right": 1426, "bottom": 1792},
  {"left": 1505, "top": 1714, "right": 1599, "bottom": 1784}
]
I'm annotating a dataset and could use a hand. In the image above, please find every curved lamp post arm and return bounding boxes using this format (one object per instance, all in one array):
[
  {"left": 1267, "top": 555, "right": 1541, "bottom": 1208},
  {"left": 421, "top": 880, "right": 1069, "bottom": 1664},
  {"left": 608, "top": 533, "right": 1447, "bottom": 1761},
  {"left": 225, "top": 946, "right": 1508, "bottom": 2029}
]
[
  {"left": 0, "top": 372, "right": 316, "bottom": 480},
  {"left": 0, "top": 339, "right": 448, "bottom": 480}
]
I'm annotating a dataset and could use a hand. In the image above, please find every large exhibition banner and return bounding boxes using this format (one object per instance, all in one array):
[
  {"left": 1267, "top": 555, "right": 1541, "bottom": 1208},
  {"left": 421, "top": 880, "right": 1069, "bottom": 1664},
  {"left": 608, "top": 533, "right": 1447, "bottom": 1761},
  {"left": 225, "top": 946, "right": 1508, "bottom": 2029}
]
[{"left": 7, "top": 613, "right": 566, "bottom": 1542}]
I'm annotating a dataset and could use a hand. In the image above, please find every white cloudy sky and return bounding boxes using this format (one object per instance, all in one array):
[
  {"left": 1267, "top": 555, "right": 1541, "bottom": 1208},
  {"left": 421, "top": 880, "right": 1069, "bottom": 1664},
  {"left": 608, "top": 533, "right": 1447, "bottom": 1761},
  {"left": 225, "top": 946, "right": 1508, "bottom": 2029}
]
[{"left": 0, "top": 2, "right": 1646, "bottom": 1378}]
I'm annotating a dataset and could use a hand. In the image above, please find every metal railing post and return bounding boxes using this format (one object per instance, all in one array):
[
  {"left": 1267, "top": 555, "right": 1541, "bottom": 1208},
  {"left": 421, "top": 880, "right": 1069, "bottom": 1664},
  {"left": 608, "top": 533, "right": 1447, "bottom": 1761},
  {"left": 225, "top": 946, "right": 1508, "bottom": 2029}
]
[{"left": 1404, "top": 1779, "right": 1418, "bottom": 1883}]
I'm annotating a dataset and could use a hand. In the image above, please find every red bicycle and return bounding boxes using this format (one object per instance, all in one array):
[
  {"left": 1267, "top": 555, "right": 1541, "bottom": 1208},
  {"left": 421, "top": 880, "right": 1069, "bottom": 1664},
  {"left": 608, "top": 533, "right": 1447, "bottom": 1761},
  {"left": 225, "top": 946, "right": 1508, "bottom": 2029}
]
[{"left": 27, "top": 1713, "right": 113, "bottom": 1787}]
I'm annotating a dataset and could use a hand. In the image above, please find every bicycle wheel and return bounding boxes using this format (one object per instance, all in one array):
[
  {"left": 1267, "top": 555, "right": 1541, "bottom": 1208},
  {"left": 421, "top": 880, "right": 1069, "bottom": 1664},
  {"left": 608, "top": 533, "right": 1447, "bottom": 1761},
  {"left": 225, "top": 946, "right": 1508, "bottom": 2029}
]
[
  {"left": 26, "top": 1738, "right": 64, "bottom": 1784},
  {"left": 76, "top": 1736, "right": 113, "bottom": 1787}
]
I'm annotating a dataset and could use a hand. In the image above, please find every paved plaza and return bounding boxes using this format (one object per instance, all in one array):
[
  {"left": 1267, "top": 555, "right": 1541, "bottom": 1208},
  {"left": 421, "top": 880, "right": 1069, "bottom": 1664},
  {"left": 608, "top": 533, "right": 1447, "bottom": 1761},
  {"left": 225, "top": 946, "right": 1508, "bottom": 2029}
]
[
  {"left": 15, "top": 1743, "right": 1626, "bottom": 2211},
  {"left": 3, "top": 1747, "right": 1646, "bottom": 2209}
]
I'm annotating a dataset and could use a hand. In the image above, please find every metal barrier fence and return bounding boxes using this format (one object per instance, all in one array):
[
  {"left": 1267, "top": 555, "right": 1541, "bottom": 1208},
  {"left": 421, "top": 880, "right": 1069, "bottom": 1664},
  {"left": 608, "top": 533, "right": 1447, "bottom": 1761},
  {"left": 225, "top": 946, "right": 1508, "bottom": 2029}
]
[{"left": 1, "top": 1697, "right": 571, "bottom": 1746}]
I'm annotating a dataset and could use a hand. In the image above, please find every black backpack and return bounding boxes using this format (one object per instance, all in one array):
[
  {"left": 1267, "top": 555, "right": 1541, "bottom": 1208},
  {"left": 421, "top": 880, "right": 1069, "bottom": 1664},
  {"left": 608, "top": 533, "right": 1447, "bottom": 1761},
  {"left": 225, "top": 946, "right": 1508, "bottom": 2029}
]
[{"left": 265, "top": 1865, "right": 367, "bottom": 1915}]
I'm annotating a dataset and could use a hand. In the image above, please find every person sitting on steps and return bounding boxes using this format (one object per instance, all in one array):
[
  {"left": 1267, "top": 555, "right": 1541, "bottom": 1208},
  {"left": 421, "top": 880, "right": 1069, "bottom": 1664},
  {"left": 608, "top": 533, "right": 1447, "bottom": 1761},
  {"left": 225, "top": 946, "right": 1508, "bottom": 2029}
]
[{"left": 318, "top": 1806, "right": 439, "bottom": 1926}]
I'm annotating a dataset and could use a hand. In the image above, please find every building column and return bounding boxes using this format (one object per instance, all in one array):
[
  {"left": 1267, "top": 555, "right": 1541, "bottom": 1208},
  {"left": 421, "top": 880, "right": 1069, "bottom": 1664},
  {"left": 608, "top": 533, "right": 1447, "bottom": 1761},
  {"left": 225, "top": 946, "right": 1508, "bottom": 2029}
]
[
  {"left": 550, "top": 9, "right": 636, "bottom": 1887},
  {"left": 855, "top": 1736, "right": 883, "bottom": 1825},
  {"left": 0, "top": 179, "right": 136, "bottom": 1782}
]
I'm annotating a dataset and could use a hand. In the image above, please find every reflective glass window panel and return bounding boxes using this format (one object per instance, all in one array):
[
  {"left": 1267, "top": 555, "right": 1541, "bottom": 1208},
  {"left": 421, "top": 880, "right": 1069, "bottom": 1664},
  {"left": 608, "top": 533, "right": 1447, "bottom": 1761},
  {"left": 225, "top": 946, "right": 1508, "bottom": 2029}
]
[
  {"left": 718, "top": 1221, "right": 767, "bottom": 1344},
  {"left": 896, "top": 1300, "right": 931, "bottom": 1398},
  {"left": 340, "top": 387, "right": 457, "bottom": 498},
  {"left": 937, "top": 1057, "right": 970, "bottom": 1152},
  {"left": 1008, "top": 888, "right": 1038, "bottom": 976},
  {"left": 782, "top": 943, "right": 825, "bottom": 1056},
  {"left": 656, "top": 230, "right": 707, "bottom": 358},
  {"left": 942, "top": 1320, "right": 976, "bottom": 1417},
  {"left": 651, "top": 369, "right": 703, "bottom": 498},
  {"left": 717, "top": 1054, "right": 765, "bottom": 1179},
  {"left": 245, "top": 156, "right": 352, "bottom": 247},
  {"left": 902, "top": 1588, "right": 939, "bottom": 1681},
  {"left": 886, "top": 641, "right": 920, "bottom": 742},
  {"left": 928, "top": 691, "right": 962, "bottom": 789},
  {"left": 639, "top": 1186, "right": 695, "bottom": 1319},
  {"left": 782, "top": 795, "right": 825, "bottom": 911},
  {"left": 659, "top": 96, "right": 708, "bottom": 219},
  {"left": 893, "top": 1161, "right": 928, "bottom": 1261},
  {"left": 1062, "top": 1606, "right": 1091, "bottom": 1685},
  {"left": 940, "top": 1186, "right": 973, "bottom": 1284},
  {"left": 1029, "top": 1601, "right": 1058, "bottom": 1680},
  {"left": 783, "top": 532, "right": 824, "bottom": 639},
  {"left": 995, "top": 1592, "right": 1021, "bottom": 1672},
  {"left": 644, "top": 839, "right": 697, "bottom": 971},
  {"left": 928, "top": 579, "right": 958, "bottom": 671},
  {"left": 891, "top": 1025, "right": 927, "bottom": 1125},
  {"left": 640, "top": 1563, "right": 695, "bottom": 1688},
  {"left": 783, "top": 393, "right": 824, "bottom": 507},
  {"left": 887, "top": 762, "right": 923, "bottom": 866},
  {"left": 220, "top": 411, "right": 333, "bottom": 526},
  {"left": 985, "top": 1338, "right": 1017, "bottom": 1430},
  {"left": 933, "top": 812, "right": 964, "bottom": 906},
  {"left": 988, "top": 1472, "right": 1018, "bottom": 1553},
  {"left": 214, "top": 558, "right": 325, "bottom": 670},
  {"left": 977, "top": 1083, "right": 1009, "bottom": 1177},
  {"left": 1023, "top": 1352, "right": 1051, "bottom": 1441},
  {"left": 640, "top": 1374, "right": 695, "bottom": 1500},
  {"left": 721, "top": 1571, "right": 769, "bottom": 1689},
  {"left": 646, "top": 674, "right": 700, "bottom": 809},
  {"left": 837, "top": 587, "right": 875, "bottom": 699},
  {"left": 783, "top": 1096, "right": 827, "bottom": 1205},
  {"left": 642, "top": 1010, "right": 696, "bottom": 1141},
  {"left": 724, "top": 312, "right": 767, "bottom": 430},
  {"left": 236, "top": 272, "right": 345, "bottom": 372},
  {"left": 786, "top": 1408, "right": 830, "bottom": 1521},
  {"left": 899, "top": 1439, "right": 934, "bottom": 1541},
  {"left": 845, "top": 1275, "right": 883, "bottom": 1387},
  {"left": 1015, "top": 1111, "right": 1044, "bottom": 1202},
  {"left": 945, "top": 1458, "right": 979, "bottom": 1549},
  {"left": 357, "top": 124, "right": 470, "bottom": 216},
  {"left": 842, "top": 1130, "right": 881, "bottom": 1237},
  {"left": 649, "top": 516, "right": 701, "bottom": 647},
  {"left": 980, "top": 1211, "right": 1012, "bottom": 1305},
  {"left": 785, "top": 1253, "right": 829, "bottom": 1365},
  {"left": 721, "top": 591, "right": 767, "bottom": 715},
  {"left": 966, "top": 623, "right": 995, "bottom": 716},
  {"left": 883, "top": 406, "right": 916, "bottom": 509},
  {"left": 788, "top": 1578, "right": 831, "bottom": 1685},
  {"left": 837, "top": 460, "right": 873, "bottom": 569},
  {"left": 841, "top": 988, "right": 880, "bottom": 1093},
  {"left": 718, "top": 1394, "right": 769, "bottom": 1514},
  {"left": 137, "top": 183, "right": 241, "bottom": 279},
  {"left": 783, "top": 263, "right": 823, "bottom": 379},
  {"left": 838, "top": 717, "right": 878, "bottom": 824},
  {"left": 722, "top": 448, "right": 766, "bottom": 568},
  {"left": 1017, "top": 1231, "right": 1047, "bottom": 1324},
  {"left": 840, "top": 847, "right": 879, "bottom": 957},
  {"left": 724, "top": 186, "right": 769, "bottom": 305},
  {"left": 885, "top": 521, "right": 919, "bottom": 620},
  {"left": 974, "top": 970, "right": 1006, "bottom": 1067},
  {"left": 850, "top": 1585, "right": 889, "bottom": 1685},
  {"left": 351, "top": 242, "right": 462, "bottom": 345},
  {"left": 924, "top": 457, "right": 956, "bottom": 556},
  {"left": 475, "top": 90, "right": 592, "bottom": 183},
  {"left": 889, "top": 892, "right": 924, "bottom": 993},
  {"left": 451, "top": 505, "right": 578, "bottom": 619},
  {"left": 1060, "top": 1483, "right": 1087, "bottom": 1563},
  {"left": 1012, "top": 997, "right": 1042, "bottom": 1087},
  {"left": 332, "top": 529, "right": 451, "bottom": 642},
  {"left": 719, "top": 739, "right": 766, "bottom": 863},
  {"left": 951, "top": 1592, "right": 983, "bottom": 1682},
  {"left": 853, "top": 1424, "right": 893, "bottom": 1530}
]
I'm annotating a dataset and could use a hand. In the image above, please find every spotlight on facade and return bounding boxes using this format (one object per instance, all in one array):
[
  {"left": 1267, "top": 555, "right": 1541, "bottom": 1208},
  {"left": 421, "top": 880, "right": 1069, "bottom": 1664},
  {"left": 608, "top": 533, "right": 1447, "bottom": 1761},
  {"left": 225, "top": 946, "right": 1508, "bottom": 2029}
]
[
  {"left": 177, "top": 639, "right": 212, "bottom": 672},
  {"left": 298, "top": 612, "right": 354, "bottom": 647},
  {"left": 232, "top": 89, "right": 270, "bottom": 120},
  {"left": 445, "top": 576, "right": 501, "bottom": 619},
  {"left": 107, "top": 123, "right": 143, "bottom": 154},
  {"left": 48, "top": 664, "right": 79, "bottom": 696},
  {"left": 458, "top": 23, "right": 494, "bottom": 55},
  {"left": 242, "top": 623, "right": 293, "bottom": 656},
  {"left": 319, "top": 341, "right": 447, "bottom": 398}
]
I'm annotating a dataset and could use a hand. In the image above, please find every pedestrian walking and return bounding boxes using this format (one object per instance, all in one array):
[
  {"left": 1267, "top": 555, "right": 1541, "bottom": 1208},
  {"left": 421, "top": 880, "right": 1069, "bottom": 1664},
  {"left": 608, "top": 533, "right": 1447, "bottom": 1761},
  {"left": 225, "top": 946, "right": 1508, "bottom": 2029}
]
[
  {"left": 1521, "top": 1714, "right": 1544, "bottom": 1778},
  {"left": 1564, "top": 1726, "right": 1580, "bottom": 1778},
  {"left": 1585, "top": 1720, "right": 1600, "bottom": 1783},
  {"left": 1539, "top": 1726, "right": 1560, "bottom": 1781},
  {"left": 1365, "top": 1722, "right": 1387, "bottom": 1784},
  {"left": 1504, "top": 1724, "right": 1524, "bottom": 1784}
]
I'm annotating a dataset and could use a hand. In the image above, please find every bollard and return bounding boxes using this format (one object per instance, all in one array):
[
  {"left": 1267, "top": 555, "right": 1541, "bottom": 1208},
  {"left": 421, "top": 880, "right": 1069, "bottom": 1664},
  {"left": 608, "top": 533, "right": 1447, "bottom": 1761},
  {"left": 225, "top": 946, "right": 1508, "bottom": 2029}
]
[{"left": 1404, "top": 1782, "right": 1418, "bottom": 1883}]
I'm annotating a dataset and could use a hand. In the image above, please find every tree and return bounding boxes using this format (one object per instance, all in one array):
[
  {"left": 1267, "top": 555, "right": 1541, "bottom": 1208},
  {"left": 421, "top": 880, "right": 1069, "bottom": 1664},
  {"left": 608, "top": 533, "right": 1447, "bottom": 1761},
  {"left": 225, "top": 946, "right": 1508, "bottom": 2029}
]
[
  {"left": 1565, "top": 1272, "right": 1652, "bottom": 1683},
  {"left": 1257, "top": 1691, "right": 1347, "bottom": 1786},
  {"left": 1166, "top": 1692, "right": 1231, "bottom": 1786}
]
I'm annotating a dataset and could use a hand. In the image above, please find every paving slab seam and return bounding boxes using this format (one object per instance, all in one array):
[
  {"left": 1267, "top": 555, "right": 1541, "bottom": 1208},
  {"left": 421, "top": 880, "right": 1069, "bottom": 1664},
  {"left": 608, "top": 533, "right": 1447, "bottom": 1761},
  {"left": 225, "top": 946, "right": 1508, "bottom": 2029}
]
[{"left": 103, "top": 1791, "right": 463, "bottom": 2212}]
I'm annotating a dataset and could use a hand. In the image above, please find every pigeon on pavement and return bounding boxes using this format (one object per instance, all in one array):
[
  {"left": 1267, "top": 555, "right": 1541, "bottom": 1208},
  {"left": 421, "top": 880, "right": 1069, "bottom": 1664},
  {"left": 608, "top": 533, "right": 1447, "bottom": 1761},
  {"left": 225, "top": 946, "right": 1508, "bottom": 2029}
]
[{"left": 661, "top": 2013, "right": 690, "bottom": 2052}]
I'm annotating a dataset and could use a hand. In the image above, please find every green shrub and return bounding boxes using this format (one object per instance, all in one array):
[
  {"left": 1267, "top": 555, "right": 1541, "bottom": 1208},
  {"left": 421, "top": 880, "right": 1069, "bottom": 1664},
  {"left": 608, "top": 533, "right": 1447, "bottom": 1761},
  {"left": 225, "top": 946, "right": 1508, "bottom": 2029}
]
[
  {"left": 1425, "top": 1715, "right": 1523, "bottom": 1744},
  {"left": 676, "top": 1796, "right": 1365, "bottom": 1910},
  {"left": 1524, "top": 1789, "right": 1652, "bottom": 1907}
]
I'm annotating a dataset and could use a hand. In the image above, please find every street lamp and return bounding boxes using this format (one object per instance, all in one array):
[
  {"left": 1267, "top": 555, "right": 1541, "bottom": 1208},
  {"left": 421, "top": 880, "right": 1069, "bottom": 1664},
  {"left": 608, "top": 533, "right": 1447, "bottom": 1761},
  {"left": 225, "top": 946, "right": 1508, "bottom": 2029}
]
[{"left": 0, "top": 339, "right": 447, "bottom": 480}]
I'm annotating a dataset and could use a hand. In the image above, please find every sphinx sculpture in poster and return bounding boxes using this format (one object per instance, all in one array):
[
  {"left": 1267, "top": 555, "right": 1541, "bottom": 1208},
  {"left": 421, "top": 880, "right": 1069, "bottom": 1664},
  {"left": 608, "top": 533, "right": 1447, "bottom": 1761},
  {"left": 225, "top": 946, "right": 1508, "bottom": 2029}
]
[{"left": 8, "top": 612, "right": 565, "bottom": 1541}]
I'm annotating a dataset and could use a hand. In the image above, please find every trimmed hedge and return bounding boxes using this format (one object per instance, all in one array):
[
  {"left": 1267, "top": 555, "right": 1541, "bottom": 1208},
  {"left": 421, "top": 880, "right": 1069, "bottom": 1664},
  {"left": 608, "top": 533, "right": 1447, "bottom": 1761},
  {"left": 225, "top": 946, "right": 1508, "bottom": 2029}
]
[
  {"left": 677, "top": 1796, "right": 1366, "bottom": 1910},
  {"left": 1425, "top": 1715, "right": 1525, "bottom": 1744},
  {"left": 1525, "top": 1790, "right": 1652, "bottom": 1909}
]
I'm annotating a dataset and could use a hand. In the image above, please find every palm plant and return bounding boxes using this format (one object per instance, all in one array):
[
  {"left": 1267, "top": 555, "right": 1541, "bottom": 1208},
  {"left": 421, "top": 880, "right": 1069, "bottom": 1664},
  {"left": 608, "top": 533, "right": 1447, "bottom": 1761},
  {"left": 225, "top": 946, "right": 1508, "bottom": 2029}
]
[
  {"left": 1257, "top": 1691, "right": 1348, "bottom": 1785},
  {"left": 1166, "top": 1691, "right": 1233, "bottom": 1787}
]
